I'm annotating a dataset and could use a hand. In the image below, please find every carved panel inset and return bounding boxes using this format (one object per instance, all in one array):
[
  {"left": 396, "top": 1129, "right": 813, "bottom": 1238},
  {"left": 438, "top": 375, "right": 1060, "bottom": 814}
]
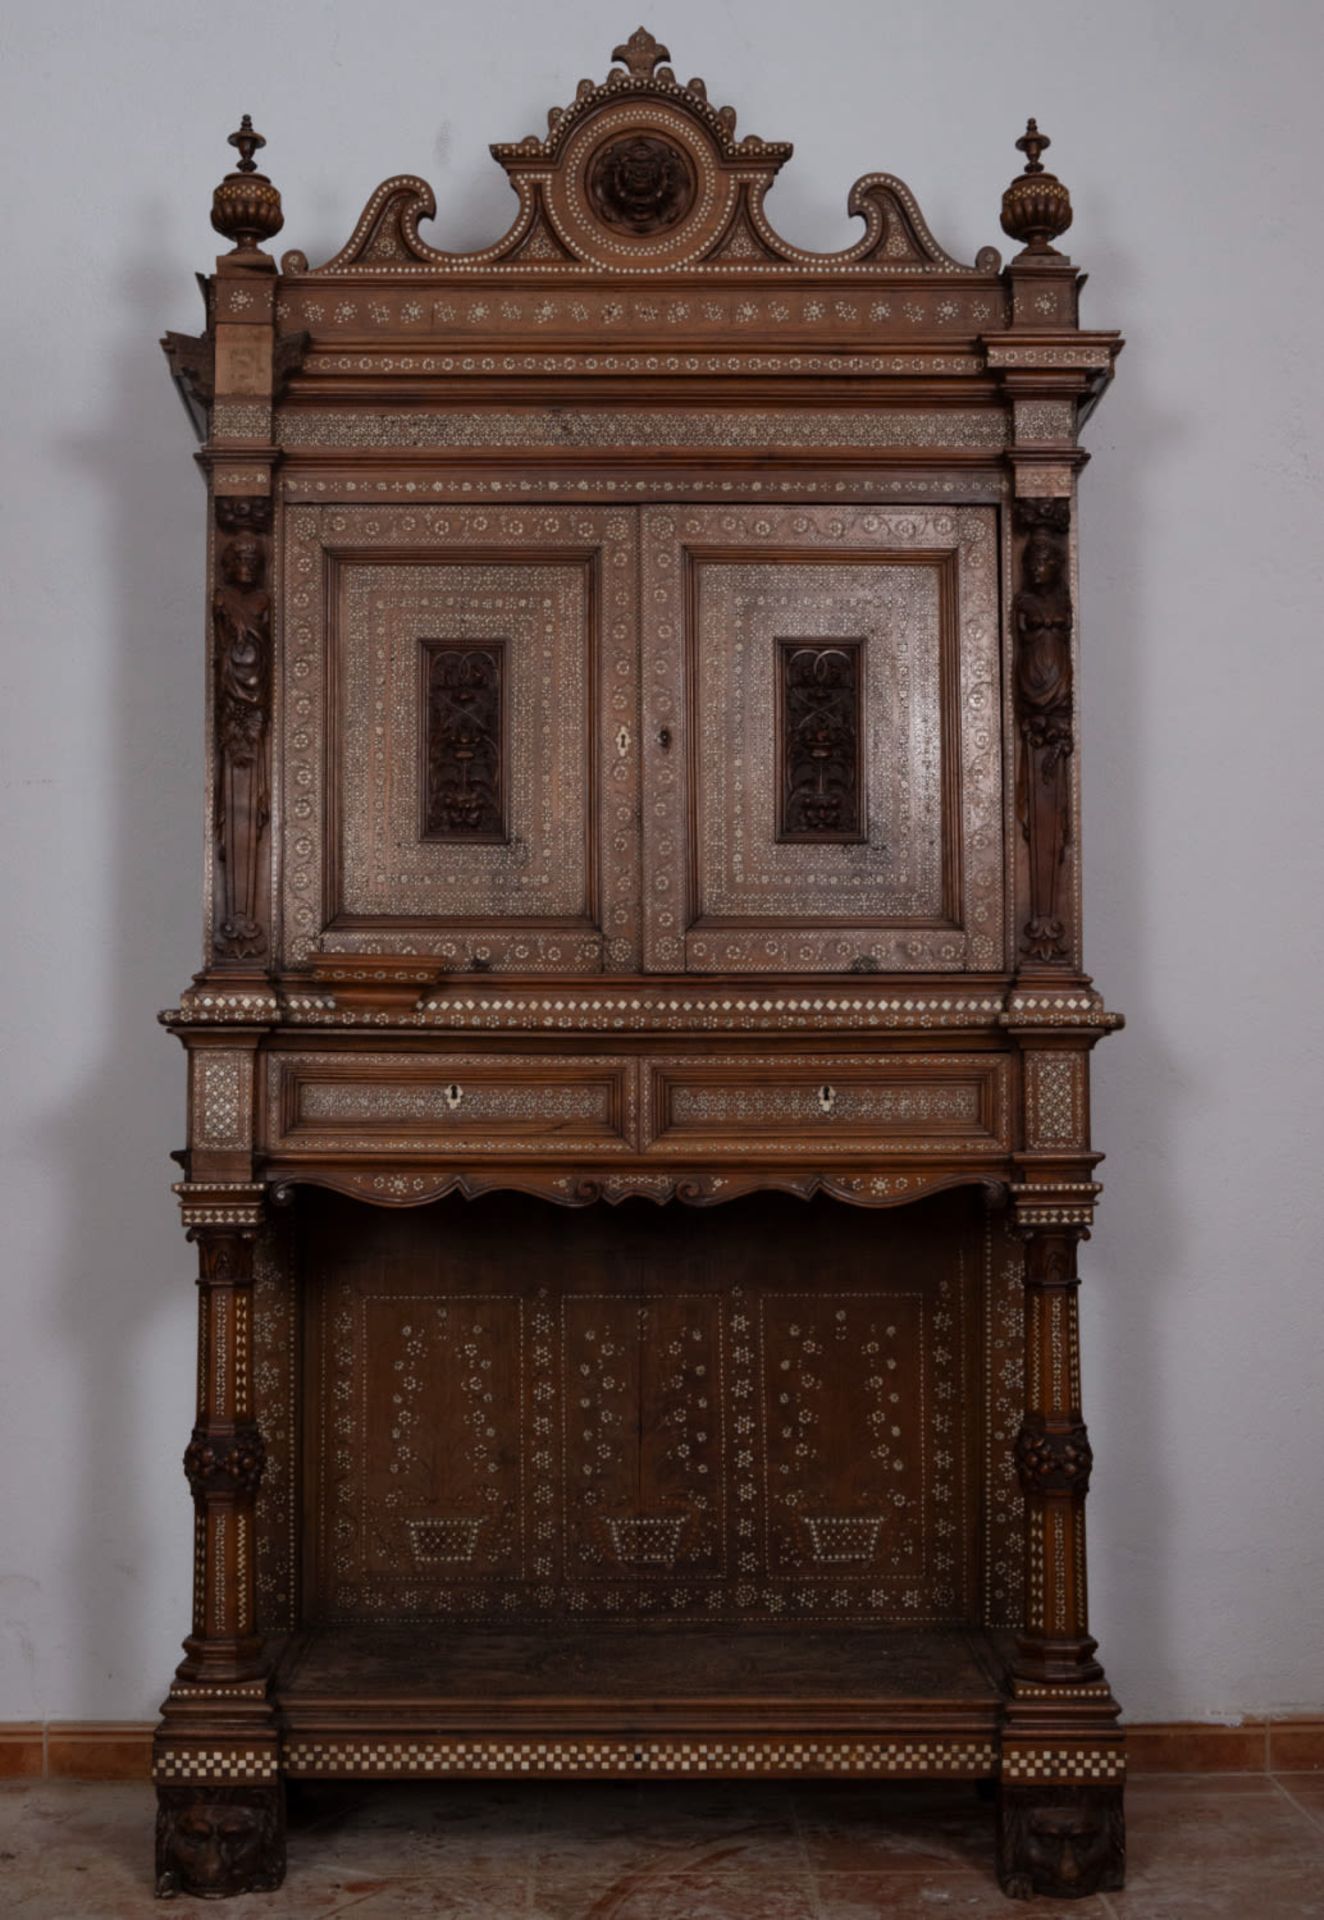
[
  {"left": 778, "top": 639, "right": 864, "bottom": 842},
  {"left": 760, "top": 1292, "right": 926, "bottom": 1579},
  {"left": 307, "top": 1190, "right": 991, "bottom": 1624},
  {"left": 421, "top": 641, "right": 506, "bottom": 840},
  {"left": 562, "top": 1293, "right": 726, "bottom": 1582}
]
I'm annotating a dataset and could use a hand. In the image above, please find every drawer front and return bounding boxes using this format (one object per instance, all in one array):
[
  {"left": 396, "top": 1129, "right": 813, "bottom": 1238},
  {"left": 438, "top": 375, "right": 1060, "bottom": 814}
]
[
  {"left": 643, "top": 1055, "right": 1008, "bottom": 1155},
  {"left": 266, "top": 1054, "right": 636, "bottom": 1155}
]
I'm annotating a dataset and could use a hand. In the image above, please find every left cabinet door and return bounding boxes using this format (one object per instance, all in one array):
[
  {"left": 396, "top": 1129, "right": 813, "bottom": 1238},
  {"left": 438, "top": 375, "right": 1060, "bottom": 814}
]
[{"left": 279, "top": 505, "right": 641, "bottom": 973}]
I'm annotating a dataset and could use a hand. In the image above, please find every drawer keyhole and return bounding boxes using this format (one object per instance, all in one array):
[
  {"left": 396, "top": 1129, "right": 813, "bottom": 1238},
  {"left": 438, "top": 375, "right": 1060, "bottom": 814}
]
[
  {"left": 444, "top": 1083, "right": 464, "bottom": 1112},
  {"left": 817, "top": 1083, "right": 836, "bottom": 1115}
]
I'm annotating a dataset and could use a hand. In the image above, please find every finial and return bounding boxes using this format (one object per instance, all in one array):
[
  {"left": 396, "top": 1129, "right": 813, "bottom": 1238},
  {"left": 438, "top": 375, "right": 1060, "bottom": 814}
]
[
  {"left": 611, "top": 26, "right": 671, "bottom": 79},
  {"left": 227, "top": 113, "right": 266, "bottom": 174},
  {"left": 1001, "top": 117, "right": 1072, "bottom": 257},
  {"left": 1015, "top": 118, "right": 1050, "bottom": 175},
  {"left": 212, "top": 115, "right": 283, "bottom": 261}
]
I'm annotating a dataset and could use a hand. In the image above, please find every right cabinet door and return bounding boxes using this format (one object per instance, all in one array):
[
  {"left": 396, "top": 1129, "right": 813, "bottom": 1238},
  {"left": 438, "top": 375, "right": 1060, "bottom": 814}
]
[{"left": 641, "top": 505, "right": 1006, "bottom": 975}]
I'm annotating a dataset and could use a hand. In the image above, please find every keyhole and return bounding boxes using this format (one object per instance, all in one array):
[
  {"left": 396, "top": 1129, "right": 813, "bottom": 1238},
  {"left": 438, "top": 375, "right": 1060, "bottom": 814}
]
[
  {"left": 444, "top": 1083, "right": 463, "bottom": 1112},
  {"left": 817, "top": 1084, "right": 836, "bottom": 1115},
  {"left": 657, "top": 726, "right": 672, "bottom": 750}
]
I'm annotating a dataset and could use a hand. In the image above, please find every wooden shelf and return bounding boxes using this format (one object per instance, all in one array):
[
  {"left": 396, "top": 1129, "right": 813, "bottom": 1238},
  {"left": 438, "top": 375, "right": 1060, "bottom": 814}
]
[{"left": 271, "top": 1625, "right": 1010, "bottom": 1780}]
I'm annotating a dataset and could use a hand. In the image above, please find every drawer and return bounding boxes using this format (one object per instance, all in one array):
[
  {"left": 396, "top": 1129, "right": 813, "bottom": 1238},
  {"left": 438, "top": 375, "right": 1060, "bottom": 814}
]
[
  {"left": 265, "top": 1053, "right": 636, "bottom": 1155},
  {"left": 642, "top": 1055, "right": 1008, "bottom": 1155}
]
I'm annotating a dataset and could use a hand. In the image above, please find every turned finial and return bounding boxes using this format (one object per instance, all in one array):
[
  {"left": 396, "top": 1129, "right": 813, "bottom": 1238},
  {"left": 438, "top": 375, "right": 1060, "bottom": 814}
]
[
  {"left": 227, "top": 113, "right": 266, "bottom": 174},
  {"left": 212, "top": 114, "right": 283, "bottom": 259},
  {"left": 611, "top": 26, "right": 671, "bottom": 79},
  {"left": 1001, "top": 118, "right": 1072, "bottom": 257}
]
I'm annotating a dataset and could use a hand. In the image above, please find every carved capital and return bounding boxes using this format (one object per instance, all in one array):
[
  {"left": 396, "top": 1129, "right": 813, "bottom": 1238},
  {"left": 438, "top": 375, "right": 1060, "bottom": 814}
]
[
  {"left": 190, "top": 1225, "right": 257, "bottom": 1282},
  {"left": 183, "top": 1425, "right": 267, "bottom": 1498},
  {"left": 1015, "top": 1419, "right": 1093, "bottom": 1497}
]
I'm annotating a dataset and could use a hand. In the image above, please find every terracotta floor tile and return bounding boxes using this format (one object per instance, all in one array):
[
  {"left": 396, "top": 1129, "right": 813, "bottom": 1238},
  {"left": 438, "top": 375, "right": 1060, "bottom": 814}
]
[
  {"left": 287, "top": 1780, "right": 548, "bottom": 1874},
  {"left": 812, "top": 1874, "right": 1113, "bottom": 1918},
  {"left": 9, "top": 1775, "right": 1324, "bottom": 1916},
  {"left": 1278, "top": 1775, "right": 1324, "bottom": 1825},
  {"left": 530, "top": 1866, "right": 818, "bottom": 1920},
  {"left": 312, "top": 1874, "right": 535, "bottom": 1916},
  {"left": 794, "top": 1782, "right": 992, "bottom": 1875},
  {"left": 1106, "top": 1858, "right": 1324, "bottom": 1918},
  {"left": 534, "top": 1781, "right": 804, "bottom": 1877},
  {"left": 1124, "top": 1783, "right": 1324, "bottom": 1865}
]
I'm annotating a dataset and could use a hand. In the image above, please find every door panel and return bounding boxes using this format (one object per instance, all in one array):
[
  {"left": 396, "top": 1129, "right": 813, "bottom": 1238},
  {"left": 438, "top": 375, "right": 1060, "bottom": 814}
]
[
  {"left": 641, "top": 506, "right": 1004, "bottom": 973},
  {"left": 279, "top": 505, "right": 640, "bottom": 972}
]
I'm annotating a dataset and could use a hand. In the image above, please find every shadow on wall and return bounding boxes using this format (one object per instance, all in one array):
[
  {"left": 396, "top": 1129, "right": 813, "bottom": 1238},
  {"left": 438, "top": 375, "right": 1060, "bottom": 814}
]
[
  {"left": 1076, "top": 188, "right": 1187, "bottom": 1719},
  {"left": 51, "top": 224, "right": 204, "bottom": 1720}
]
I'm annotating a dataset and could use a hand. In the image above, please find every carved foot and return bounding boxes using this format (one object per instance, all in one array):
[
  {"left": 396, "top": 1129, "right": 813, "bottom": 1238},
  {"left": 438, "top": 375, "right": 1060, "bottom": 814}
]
[
  {"left": 996, "top": 1784, "right": 1124, "bottom": 1900},
  {"left": 155, "top": 1785, "right": 285, "bottom": 1899}
]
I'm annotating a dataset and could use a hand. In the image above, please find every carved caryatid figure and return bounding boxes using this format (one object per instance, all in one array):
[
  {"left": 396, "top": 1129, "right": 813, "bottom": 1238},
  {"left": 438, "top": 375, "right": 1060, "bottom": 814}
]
[
  {"left": 1013, "top": 501, "right": 1074, "bottom": 962},
  {"left": 212, "top": 507, "right": 272, "bottom": 959}
]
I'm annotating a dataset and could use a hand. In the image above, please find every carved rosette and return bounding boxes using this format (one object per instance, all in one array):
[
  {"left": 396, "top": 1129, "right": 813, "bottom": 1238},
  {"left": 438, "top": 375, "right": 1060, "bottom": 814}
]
[
  {"left": 184, "top": 1426, "right": 267, "bottom": 1498},
  {"left": 1015, "top": 1419, "right": 1093, "bottom": 1497},
  {"left": 1013, "top": 499, "right": 1074, "bottom": 964},
  {"left": 586, "top": 132, "right": 696, "bottom": 233},
  {"left": 212, "top": 496, "right": 273, "bottom": 962}
]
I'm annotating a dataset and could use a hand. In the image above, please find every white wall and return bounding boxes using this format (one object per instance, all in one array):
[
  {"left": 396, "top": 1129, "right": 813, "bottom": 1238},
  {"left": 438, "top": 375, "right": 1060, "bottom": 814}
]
[{"left": 1, "top": 0, "right": 1321, "bottom": 1725}]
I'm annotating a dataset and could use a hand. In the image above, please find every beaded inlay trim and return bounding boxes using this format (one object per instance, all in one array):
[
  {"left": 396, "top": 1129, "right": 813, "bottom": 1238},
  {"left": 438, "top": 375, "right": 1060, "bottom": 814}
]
[
  {"left": 280, "top": 474, "right": 1009, "bottom": 505},
  {"left": 154, "top": 1747, "right": 278, "bottom": 1784},
  {"left": 1002, "top": 1746, "right": 1126, "bottom": 1783},
  {"left": 193, "top": 1053, "right": 252, "bottom": 1153},
  {"left": 282, "top": 1736, "right": 998, "bottom": 1777},
  {"left": 276, "top": 410, "right": 1008, "bottom": 453}
]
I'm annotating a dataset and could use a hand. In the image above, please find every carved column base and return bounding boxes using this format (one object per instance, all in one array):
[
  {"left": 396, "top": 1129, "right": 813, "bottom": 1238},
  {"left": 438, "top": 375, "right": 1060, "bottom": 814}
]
[
  {"left": 155, "top": 1783, "right": 285, "bottom": 1899},
  {"left": 997, "top": 1782, "right": 1124, "bottom": 1900},
  {"left": 154, "top": 1680, "right": 282, "bottom": 1896}
]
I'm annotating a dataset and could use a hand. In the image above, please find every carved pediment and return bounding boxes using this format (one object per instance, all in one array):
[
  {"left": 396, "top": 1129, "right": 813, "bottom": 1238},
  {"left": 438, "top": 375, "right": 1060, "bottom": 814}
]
[{"left": 282, "top": 26, "right": 1000, "bottom": 278}]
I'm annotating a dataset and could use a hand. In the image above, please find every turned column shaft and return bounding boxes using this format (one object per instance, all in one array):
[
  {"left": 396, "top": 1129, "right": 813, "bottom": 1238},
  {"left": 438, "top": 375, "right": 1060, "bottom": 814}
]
[
  {"left": 179, "top": 1225, "right": 265, "bottom": 1679},
  {"left": 1014, "top": 1225, "right": 1100, "bottom": 1682}
]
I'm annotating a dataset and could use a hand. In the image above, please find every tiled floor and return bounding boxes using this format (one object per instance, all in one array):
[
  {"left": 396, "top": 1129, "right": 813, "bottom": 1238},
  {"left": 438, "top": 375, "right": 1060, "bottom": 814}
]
[{"left": 2, "top": 1774, "right": 1323, "bottom": 1917}]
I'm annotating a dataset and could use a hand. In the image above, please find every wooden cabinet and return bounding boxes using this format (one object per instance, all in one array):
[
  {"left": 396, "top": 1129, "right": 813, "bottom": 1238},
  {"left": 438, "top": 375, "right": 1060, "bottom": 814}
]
[{"left": 155, "top": 31, "right": 1126, "bottom": 1903}]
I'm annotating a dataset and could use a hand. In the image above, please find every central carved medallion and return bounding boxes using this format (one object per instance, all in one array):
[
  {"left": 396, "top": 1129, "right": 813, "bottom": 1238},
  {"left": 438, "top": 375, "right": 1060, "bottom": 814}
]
[
  {"left": 421, "top": 640, "right": 506, "bottom": 840},
  {"left": 586, "top": 134, "right": 695, "bottom": 235},
  {"left": 778, "top": 638, "right": 866, "bottom": 842}
]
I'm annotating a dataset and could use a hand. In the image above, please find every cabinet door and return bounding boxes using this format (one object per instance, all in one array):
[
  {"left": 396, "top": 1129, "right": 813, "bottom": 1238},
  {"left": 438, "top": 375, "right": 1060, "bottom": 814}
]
[
  {"left": 280, "top": 505, "right": 640, "bottom": 972},
  {"left": 641, "top": 506, "right": 1004, "bottom": 974}
]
